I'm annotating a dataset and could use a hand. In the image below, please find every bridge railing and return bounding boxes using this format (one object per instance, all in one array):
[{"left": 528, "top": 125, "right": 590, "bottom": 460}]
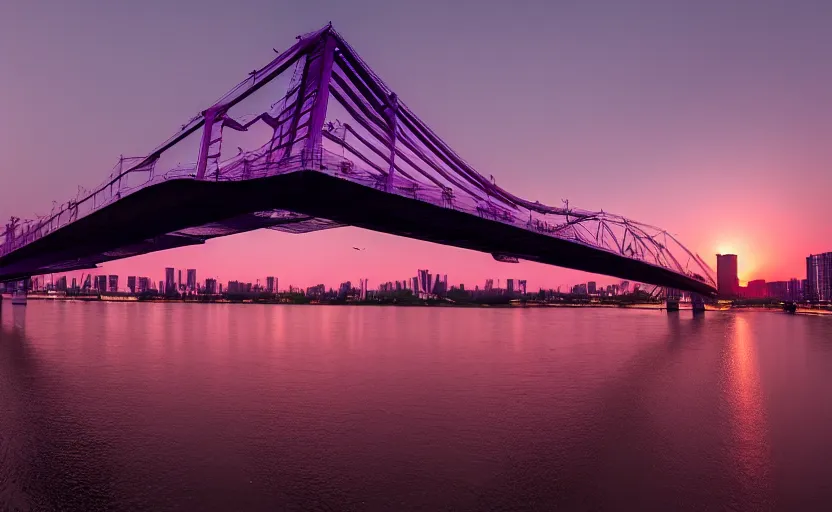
[
  {"left": 0, "top": 157, "right": 200, "bottom": 259},
  {"left": 1, "top": 137, "right": 714, "bottom": 290},
  {"left": 307, "top": 148, "right": 713, "bottom": 288}
]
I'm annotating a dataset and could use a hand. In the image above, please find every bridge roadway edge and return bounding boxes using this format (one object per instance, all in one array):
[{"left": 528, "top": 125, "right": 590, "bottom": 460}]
[{"left": 0, "top": 171, "right": 715, "bottom": 296}]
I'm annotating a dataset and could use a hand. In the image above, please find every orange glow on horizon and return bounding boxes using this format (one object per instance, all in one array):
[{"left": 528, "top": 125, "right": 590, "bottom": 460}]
[{"left": 714, "top": 239, "right": 761, "bottom": 283}]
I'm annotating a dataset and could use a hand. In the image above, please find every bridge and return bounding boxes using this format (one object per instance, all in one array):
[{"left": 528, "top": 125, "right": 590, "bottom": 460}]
[{"left": 0, "top": 25, "right": 716, "bottom": 297}]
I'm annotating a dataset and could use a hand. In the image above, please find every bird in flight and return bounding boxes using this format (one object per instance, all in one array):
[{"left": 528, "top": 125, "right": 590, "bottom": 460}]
[{"left": 352, "top": 247, "right": 365, "bottom": 251}]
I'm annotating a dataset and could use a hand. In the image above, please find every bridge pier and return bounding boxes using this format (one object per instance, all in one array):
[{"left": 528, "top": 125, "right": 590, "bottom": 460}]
[
  {"left": 666, "top": 299, "right": 680, "bottom": 312},
  {"left": 11, "top": 279, "right": 28, "bottom": 306},
  {"left": 691, "top": 294, "right": 706, "bottom": 314}
]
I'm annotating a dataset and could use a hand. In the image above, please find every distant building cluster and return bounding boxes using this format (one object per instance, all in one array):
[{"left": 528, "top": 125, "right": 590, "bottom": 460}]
[
  {"left": 716, "top": 252, "right": 832, "bottom": 302},
  {"left": 13, "top": 252, "right": 832, "bottom": 306},
  {"left": 569, "top": 280, "right": 631, "bottom": 298}
]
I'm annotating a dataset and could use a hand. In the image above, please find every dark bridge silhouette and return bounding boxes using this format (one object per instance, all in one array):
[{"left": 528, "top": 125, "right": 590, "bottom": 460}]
[{"left": 0, "top": 25, "right": 716, "bottom": 296}]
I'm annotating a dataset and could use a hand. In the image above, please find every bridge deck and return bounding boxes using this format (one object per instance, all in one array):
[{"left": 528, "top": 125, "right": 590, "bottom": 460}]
[{"left": 0, "top": 170, "right": 716, "bottom": 296}]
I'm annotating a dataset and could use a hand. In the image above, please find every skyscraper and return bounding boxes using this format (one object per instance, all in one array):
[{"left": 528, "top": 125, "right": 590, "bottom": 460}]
[
  {"left": 338, "top": 281, "right": 352, "bottom": 298},
  {"left": 587, "top": 281, "right": 597, "bottom": 294},
  {"left": 186, "top": 269, "right": 197, "bottom": 292},
  {"left": 806, "top": 252, "right": 832, "bottom": 302},
  {"left": 127, "top": 276, "right": 137, "bottom": 294},
  {"left": 507, "top": 279, "right": 515, "bottom": 294},
  {"left": 95, "top": 275, "right": 107, "bottom": 293},
  {"left": 266, "top": 276, "right": 276, "bottom": 294},
  {"left": 108, "top": 275, "right": 118, "bottom": 293},
  {"left": 788, "top": 278, "right": 803, "bottom": 301},
  {"left": 178, "top": 269, "right": 183, "bottom": 292},
  {"left": 518, "top": 280, "right": 527, "bottom": 295},
  {"left": 165, "top": 267, "right": 175, "bottom": 294},
  {"left": 418, "top": 269, "right": 432, "bottom": 298},
  {"left": 716, "top": 254, "right": 739, "bottom": 298}
]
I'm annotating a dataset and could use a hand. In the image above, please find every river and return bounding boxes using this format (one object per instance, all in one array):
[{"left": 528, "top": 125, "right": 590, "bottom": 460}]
[{"left": 1, "top": 301, "right": 831, "bottom": 510}]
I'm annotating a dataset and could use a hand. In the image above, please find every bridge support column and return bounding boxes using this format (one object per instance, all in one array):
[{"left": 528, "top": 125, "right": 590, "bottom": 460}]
[
  {"left": 691, "top": 294, "right": 705, "bottom": 314},
  {"left": 666, "top": 299, "right": 680, "bottom": 312},
  {"left": 11, "top": 280, "right": 28, "bottom": 306}
]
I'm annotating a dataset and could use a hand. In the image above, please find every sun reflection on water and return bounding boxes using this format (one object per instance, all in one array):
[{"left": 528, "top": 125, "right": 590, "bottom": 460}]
[{"left": 727, "top": 315, "right": 772, "bottom": 499}]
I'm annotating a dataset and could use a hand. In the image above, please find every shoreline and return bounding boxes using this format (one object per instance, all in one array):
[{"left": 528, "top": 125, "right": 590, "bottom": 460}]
[{"left": 3, "top": 294, "right": 830, "bottom": 317}]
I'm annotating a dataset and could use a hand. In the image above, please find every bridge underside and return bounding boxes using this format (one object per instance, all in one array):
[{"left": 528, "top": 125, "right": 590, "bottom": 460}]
[{"left": 0, "top": 171, "right": 716, "bottom": 296}]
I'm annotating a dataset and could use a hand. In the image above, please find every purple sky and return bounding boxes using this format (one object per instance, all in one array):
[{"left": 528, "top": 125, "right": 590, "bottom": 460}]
[{"left": 1, "top": 0, "right": 830, "bottom": 290}]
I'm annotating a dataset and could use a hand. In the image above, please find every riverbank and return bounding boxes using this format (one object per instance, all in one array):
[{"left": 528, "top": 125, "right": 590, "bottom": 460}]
[{"left": 3, "top": 293, "right": 829, "bottom": 317}]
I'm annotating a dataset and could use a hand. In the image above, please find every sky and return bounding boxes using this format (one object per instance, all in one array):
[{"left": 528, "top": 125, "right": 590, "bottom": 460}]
[{"left": 1, "top": 0, "right": 830, "bottom": 290}]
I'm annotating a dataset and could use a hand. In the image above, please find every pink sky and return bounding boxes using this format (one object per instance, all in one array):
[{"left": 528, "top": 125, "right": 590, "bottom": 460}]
[{"left": 2, "top": 0, "right": 830, "bottom": 290}]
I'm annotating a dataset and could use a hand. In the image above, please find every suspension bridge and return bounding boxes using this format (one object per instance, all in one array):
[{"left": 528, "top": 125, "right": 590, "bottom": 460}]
[{"left": 0, "top": 25, "right": 716, "bottom": 297}]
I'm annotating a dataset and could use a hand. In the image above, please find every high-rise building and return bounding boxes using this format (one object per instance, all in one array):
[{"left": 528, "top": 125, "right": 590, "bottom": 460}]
[
  {"left": 338, "top": 281, "right": 352, "bottom": 298},
  {"left": 186, "top": 269, "right": 197, "bottom": 292},
  {"left": 359, "top": 278, "right": 368, "bottom": 300},
  {"left": 266, "top": 276, "right": 276, "bottom": 294},
  {"left": 788, "top": 278, "right": 803, "bottom": 302},
  {"left": 620, "top": 281, "right": 630, "bottom": 294},
  {"left": 716, "top": 254, "right": 739, "bottom": 298},
  {"left": 71, "top": 277, "right": 77, "bottom": 291},
  {"left": 108, "top": 275, "right": 119, "bottom": 292},
  {"left": 138, "top": 277, "right": 150, "bottom": 293},
  {"left": 587, "top": 281, "right": 597, "bottom": 294},
  {"left": 417, "top": 270, "right": 432, "bottom": 298},
  {"left": 205, "top": 278, "right": 217, "bottom": 295},
  {"left": 127, "top": 276, "right": 137, "bottom": 294},
  {"left": 806, "top": 252, "right": 832, "bottom": 302},
  {"left": 507, "top": 279, "right": 515, "bottom": 294},
  {"left": 56, "top": 276, "right": 67, "bottom": 292},
  {"left": 766, "top": 281, "right": 789, "bottom": 301},
  {"left": 83, "top": 274, "right": 92, "bottom": 290},
  {"left": 484, "top": 279, "right": 494, "bottom": 292},
  {"left": 411, "top": 277, "right": 419, "bottom": 294},
  {"left": 518, "top": 280, "right": 527, "bottom": 295},
  {"left": 177, "top": 269, "right": 183, "bottom": 292},
  {"left": 95, "top": 275, "right": 107, "bottom": 293},
  {"left": 165, "top": 268, "right": 175, "bottom": 294},
  {"left": 745, "top": 279, "right": 767, "bottom": 299},
  {"left": 306, "top": 284, "right": 326, "bottom": 298}
]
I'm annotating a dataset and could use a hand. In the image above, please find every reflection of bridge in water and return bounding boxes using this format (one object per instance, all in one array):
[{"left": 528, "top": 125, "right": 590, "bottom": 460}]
[{"left": 0, "top": 25, "right": 715, "bottom": 296}]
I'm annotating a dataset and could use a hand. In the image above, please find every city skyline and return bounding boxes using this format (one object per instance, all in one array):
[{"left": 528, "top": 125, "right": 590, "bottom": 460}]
[
  {"left": 21, "top": 247, "right": 832, "bottom": 302},
  {"left": 1, "top": 1, "right": 830, "bottom": 289},
  {"left": 29, "top": 243, "right": 829, "bottom": 299}
]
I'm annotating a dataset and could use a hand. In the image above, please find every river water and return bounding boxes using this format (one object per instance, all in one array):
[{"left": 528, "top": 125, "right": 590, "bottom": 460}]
[{"left": 1, "top": 301, "right": 831, "bottom": 511}]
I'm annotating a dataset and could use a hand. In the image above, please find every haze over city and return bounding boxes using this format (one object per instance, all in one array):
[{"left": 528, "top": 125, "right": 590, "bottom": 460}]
[{"left": 2, "top": 0, "right": 830, "bottom": 289}]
